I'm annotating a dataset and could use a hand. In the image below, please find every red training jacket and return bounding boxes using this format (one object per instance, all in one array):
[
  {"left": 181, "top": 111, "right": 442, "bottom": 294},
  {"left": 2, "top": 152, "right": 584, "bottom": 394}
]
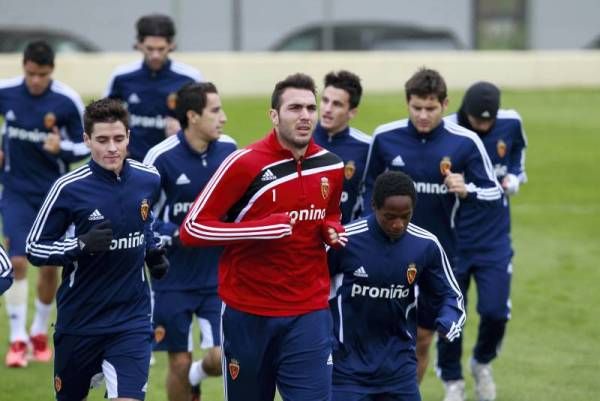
[{"left": 180, "top": 130, "right": 344, "bottom": 316}]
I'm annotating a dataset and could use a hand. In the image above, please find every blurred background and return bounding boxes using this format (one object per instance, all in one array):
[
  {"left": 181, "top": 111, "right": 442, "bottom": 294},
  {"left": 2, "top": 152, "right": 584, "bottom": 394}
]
[{"left": 0, "top": 0, "right": 599, "bottom": 53}]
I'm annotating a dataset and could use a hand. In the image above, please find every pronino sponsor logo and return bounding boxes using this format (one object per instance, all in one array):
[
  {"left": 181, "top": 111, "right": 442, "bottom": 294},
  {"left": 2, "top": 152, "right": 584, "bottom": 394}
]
[
  {"left": 173, "top": 202, "right": 193, "bottom": 216},
  {"left": 175, "top": 173, "right": 191, "bottom": 185},
  {"left": 5, "top": 110, "right": 16, "bottom": 121},
  {"left": 7, "top": 126, "right": 49, "bottom": 143},
  {"left": 261, "top": 169, "right": 277, "bottom": 181},
  {"left": 130, "top": 114, "right": 167, "bottom": 129},
  {"left": 88, "top": 209, "right": 104, "bottom": 221},
  {"left": 287, "top": 204, "right": 326, "bottom": 222},
  {"left": 391, "top": 155, "right": 405, "bottom": 167},
  {"left": 351, "top": 283, "right": 410, "bottom": 299},
  {"left": 109, "top": 231, "right": 145, "bottom": 250},
  {"left": 353, "top": 266, "right": 368, "bottom": 278},
  {"left": 413, "top": 182, "right": 448, "bottom": 194}
]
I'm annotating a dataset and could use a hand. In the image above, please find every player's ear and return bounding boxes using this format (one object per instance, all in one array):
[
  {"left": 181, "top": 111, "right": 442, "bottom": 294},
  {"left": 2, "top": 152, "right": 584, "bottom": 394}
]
[
  {"left": 441, "top": 97, "right": 449, "bottom": 110},
  {"left": 83, "top": 132, "right": 92, "bottom": 148},
  {"left": 348, "top": 107, "right": 358, "bottom": 120},
  {"left": 269, "top": 109, "right": 279, "bottom": 126},
  {"left": 187, "top": 110, "right": 201, "bottom": 124}
]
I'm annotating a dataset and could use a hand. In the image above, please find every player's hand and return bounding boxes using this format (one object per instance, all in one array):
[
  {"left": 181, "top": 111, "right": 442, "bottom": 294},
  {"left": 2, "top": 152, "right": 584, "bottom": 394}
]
[
  {"left": 145, "top": 248, "right": 170, "bottom": 280},
  {"left": 79, "top": 220, "right": 113, "bottom": 254},
  {"left": 443, "top": 172, "right": 468, "bottom": 199},
  {"left": 164, "top": 116, "right": 181, "bottom": 137},
  {"left": 43, "top": 127, "right": 61, "bottom": 155},
  {"left": 502, "top": 173, "right": 520, "bottom": 195},
  {"left": 321, "top": 221, "right": 348, "bottom": 249},
  {"left": 0, "top": 149, "right": 4, "bottom": 167}
]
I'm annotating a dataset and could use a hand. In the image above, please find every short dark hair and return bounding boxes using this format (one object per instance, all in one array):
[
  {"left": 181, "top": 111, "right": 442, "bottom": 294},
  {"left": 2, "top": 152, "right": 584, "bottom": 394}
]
[
  {"left": 271, "top": 73, "right": 316, "bottom": 111},
  {"left": 175, "top": 82, "right": 219, "bottom": 129},
  {"left": 324, "top": 70, "right": 363, "bottom": 109},
  {"left": 372, "top": 171, "right": 417, "bottom": 210},
  {"left": 23, "top": 41, "right": 54, "bottom": 67},
  {"left": 136, "top": 14, "right": 176, "bottom": 42},
  {"left": 84, "top": 98, "right": 129, "bottom": 135},
  {"left": 405, "top": 67, "right": 447, "bottom": 103}
]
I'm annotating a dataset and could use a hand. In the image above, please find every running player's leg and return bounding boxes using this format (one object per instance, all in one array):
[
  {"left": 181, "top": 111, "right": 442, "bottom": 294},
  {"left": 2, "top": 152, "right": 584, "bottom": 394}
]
[
  {"left": 221, "top": 304, "right": 277, "bottom": 401},
  {"left": 153, "top": 290, "right": 194, "bottom": 401},
  {"left": 3, "top": 192, "right": 33, "bottom": 367},
  {"left": 103, "top": 330, "right": 152, "bottom": 401},
  {"left": 277, "top": 309, "right": 332, "bottom": 401},
  {"left": 436, "top": 259, "right": 472, "bottom": 383},
  {"left": 189, "top": 293, "right": 223, "bottom": 398},
  {"left": 472, "top": 257, "right": 511, "bottom": 364},
  {"left": 53, "top": 332, "right": 105, "bottom": 401}
]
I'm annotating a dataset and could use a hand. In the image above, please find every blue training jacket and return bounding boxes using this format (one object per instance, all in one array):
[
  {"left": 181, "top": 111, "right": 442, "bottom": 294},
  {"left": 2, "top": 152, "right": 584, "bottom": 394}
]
[
  {"left": 0, "top": 77, "right": 88, "bottom": 203},
  {"left": 105, "top": 59, "right": 202, "bottom": 161},
  {"left": 26, "top": 159, "right": 161, "bottom": 335},
  {"left": 313, "top": 123, "right": 371, "bottom": 224},
  {"left": 363, "top": 119, "right": 503, "bottom": 261},
  {"left": 328, "top": 215, "right": 465, "bottom": 392},
  {"left": 144, "top": 131, "right": 237, "bottom": 292},
  {"left": 446, "top": 109, "right": 527, "bottom": 263}
]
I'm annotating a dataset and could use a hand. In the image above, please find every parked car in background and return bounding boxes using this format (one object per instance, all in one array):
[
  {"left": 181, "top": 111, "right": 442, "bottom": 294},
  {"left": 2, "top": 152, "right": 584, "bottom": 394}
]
[
  {"left": 0, "top": 27, "right": 99, "bottom": 53},
  {"left": 271, "top": 21, "right": 462, "bottom": 51}
]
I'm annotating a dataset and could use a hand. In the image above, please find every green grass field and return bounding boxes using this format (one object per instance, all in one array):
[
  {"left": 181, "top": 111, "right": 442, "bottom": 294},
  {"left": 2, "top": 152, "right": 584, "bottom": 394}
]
[{"left": 1, "top": 88, "right": 599, "bottom": 400}]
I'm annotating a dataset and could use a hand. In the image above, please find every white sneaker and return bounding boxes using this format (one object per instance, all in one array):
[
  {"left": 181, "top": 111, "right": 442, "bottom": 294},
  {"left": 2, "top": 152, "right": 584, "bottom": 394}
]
[
  {"left": 471, "top": 358, "right": 496, "bottom": 401},
  {"left": 189, "top": 360, "right": 202, "bottom": 386},
  {"left": 443, "top": 379, "right": 465, "bottom": 401}
]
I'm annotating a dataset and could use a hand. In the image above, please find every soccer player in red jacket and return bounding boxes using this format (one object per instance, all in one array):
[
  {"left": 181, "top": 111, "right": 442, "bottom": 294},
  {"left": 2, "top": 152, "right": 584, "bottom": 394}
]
[{"left": 180, "top": 73, "right": 346, "bottom": 401}]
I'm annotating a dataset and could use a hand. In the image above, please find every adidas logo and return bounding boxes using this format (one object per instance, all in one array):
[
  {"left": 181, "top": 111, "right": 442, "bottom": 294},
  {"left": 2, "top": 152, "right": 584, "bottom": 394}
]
[
  {"left": 5, "top": 110, "right": 16, "bottom": 121},
  {"left": 175, "top": 173, "right": 191, "bottom": 185},
  {"left": 261, "top": 169, "right": 277, "bottom": 181},
  {"left": 326, "top": 353, "right": 333, "bottom": 365},
  {"left": 128, "top": 93, "right": 141, "bottom": 104},
  {"left": 88, "top": 209, "right": 104, "bottom": 221},
  {"left": 391, "top": 155, "right": 405, "bottom": 167},
  {"left": 353, "top": 266, "right": 368, "bottom": 278}
]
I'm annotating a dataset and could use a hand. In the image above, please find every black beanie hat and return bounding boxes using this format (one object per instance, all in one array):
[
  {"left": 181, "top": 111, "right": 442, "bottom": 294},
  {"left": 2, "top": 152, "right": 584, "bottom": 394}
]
[{"left": 463, "top": 81, "right": 500, "bottom": 120}]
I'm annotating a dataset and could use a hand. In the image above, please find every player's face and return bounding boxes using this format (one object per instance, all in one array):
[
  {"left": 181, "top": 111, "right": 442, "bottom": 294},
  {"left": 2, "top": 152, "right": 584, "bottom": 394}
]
[
  {"left": 137, "top": 36, "right": 173, "bottom": 71},
  {"left": 467, "top": 115, "right": 495, "bottom": 134},
  {"left": 407, "top": 94, "right": 448, "bottom": 134},
  {"left": 191, "top": 92, "right": 227, "bottom": 142},
  {"left": 23, "top": 61, "right": 53, "bottom": 96},
  {"left": 320, "top": 86, "right": 357, "bottom": 135},
  {"left": 270, "top": 88, "right": 318, "bottom": 153},
  {"left": 374, "top": 195, "right": 413, "bottom": 240},
  {"left": 84, "top": 121, "right": 129, "bottom": 175}
]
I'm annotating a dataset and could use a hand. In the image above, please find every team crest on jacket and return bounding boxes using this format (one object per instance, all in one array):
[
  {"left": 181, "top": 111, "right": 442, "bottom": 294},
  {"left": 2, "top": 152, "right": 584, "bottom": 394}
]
[
  {"left": 344, "top": 160, "right": 356, "bottom": 180},
  {"left": 407, "top": 263, "right": 417, "bottom": 285},
  {"left": 497, "top": 139, "right": 507, "bottom": 158},
  {"left": 54, "top": 375, "right": 62, "bottom": 392},
  {"left": 154, "top": 325, "right": 166, "bottom": 343},
  {"left": 321, "top": 177, "right": 330, "bottom": 199},
  {"left": 229, "top": 359, "right": 240, "bottom": 380},
  {"left": 166, "top": 92, "right": 177, "bottom": 110},
  {"left": 440, "top": 156, "right": 452, "bottom": 176},
  {"left": 44, "top": 112, "right": 57, "bottom": 129},
  {"left": 140, "top": 199, "right": 150, "bottom": 221}
]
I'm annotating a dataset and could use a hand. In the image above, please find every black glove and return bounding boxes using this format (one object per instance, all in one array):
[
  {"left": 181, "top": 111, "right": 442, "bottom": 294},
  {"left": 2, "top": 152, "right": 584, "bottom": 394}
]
[
  {"left": 145, "top": 248, "right": 169, "bottom": 280},
  {"left": 79, "top": 220, "right": 113, "bottom": 254}
]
